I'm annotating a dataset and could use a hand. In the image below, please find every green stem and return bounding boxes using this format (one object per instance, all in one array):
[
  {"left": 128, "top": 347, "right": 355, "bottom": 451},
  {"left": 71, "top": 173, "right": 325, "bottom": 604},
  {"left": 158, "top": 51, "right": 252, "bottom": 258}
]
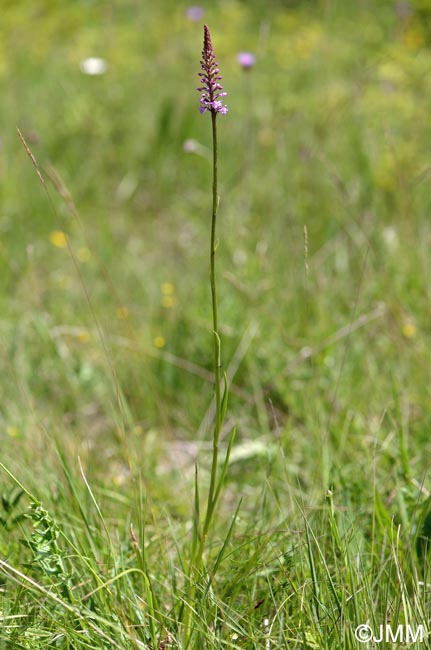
[
  {"left": 184, "top": 107, "right": 233, "bottom": 648},
  {"left": 184, "top": 111, "right": 221, "bottom": 649},
  {"left": 200, "top": 110, "right": 222, "bottom": 559}
]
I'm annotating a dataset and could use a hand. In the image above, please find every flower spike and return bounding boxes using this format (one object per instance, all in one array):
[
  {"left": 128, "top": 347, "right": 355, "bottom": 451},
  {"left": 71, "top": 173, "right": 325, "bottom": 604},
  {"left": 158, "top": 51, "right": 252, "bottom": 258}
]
[{"left": 197, "top": 24, "right": 228, "bottom": 115}]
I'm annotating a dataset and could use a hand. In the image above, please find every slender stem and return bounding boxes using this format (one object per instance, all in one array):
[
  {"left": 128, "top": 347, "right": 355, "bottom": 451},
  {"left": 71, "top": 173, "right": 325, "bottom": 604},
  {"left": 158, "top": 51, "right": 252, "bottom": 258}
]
[
  {"left": 185, "top": 61, "right": 229, "bottom": 646},
  {"left": 184, "top": 113, "right": 221, "bottom": 648},
  {"left": 210, "top": 110, "right": 221, "bottom": 431},
  {"left": 206, "top": 110, "right": 221, "bottom": 528},
  {"left": 200, "top": 110, "right": 222, "bottom": 558}
]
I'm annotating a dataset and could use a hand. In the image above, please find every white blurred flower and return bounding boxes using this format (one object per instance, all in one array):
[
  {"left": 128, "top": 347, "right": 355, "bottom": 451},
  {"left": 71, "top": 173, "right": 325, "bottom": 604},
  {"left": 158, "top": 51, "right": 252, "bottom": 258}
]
[
  {"left": 382, "top": 225, "right": 399, "bottom": 251},
  {"left": 183, "top": 139, "right": 199, "bottom": 153},
  {"left": 80, "top": 57, "right": 108, "bottom": 75},
  {"left": 183, "top": 139, "right": 211, "bottom": 160}
]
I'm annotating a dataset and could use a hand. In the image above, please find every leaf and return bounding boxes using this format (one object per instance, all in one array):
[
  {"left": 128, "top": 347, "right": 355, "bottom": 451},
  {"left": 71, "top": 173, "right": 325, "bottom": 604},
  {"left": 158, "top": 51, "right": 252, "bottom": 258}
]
[
  {"left": 212, "top": 426, "right": 236, "bottom": 511},
  {"left": 220, "top": 371, "right": 229, "bottom": 424}
]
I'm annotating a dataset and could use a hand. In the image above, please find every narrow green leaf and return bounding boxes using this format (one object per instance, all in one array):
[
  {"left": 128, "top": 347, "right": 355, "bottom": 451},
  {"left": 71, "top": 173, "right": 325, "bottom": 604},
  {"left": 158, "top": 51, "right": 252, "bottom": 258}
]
[
  {"left": 220, "top": 370, "right": 229, "bottom": 425},
  {"left": 212, "top": 426, "right": 236, "bottom": 512},
  {"left": 143, "top": 572, "right": 158, "bottom": 648},
  {"left": 191, "top": 464, "right": 201, "bottom": 566},
  {"left": 212, "top": 498, "right": 242, "bottom": 576},
  {"left": 213, "top": 330, "right": 221, "bottom": 369}
]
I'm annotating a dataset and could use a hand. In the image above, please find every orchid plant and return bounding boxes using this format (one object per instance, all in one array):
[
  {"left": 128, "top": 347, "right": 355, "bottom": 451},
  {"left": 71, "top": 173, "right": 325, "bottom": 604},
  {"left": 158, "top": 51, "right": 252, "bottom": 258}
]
[{"left": 184, "top": 24, "right": 237, "bottom": 643}]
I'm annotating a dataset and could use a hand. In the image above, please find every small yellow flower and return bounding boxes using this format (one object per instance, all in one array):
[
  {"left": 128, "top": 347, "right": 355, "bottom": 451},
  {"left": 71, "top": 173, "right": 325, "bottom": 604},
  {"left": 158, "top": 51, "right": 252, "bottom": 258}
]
[
  {"left": 50, "top": 230, "right": 68, "bottom": 248},
  {"left": 162, "top": 295, "right": 176, "bottom": 308},
  {"left": 402, "top": 27, "right": 425, "bottom": 51},
  {"left": 6, "top": 425, "right": 19, "bottom": 438},
  {"left": 117, "top": 306, "right": 129, "bottom": 320},
  {"left": 402, "top": 321, "right": 416, "bottom": 339},
  {"left": 132, "top": 424, "right": 143, "bottom": 436},
  {"left": 77, "top": 329, "right": 91, "bottom": 343},
  {"left": 161, "top": 282, "right": 174, "bottom": 296},
  {"left": 77, "top": 246, "right": 91, "bottom": 262},
  {"left": 112, "top": 473, "right": 127, "bottom": 487},
  {"left": 154, "top": 335, "right": 166, "bottom": 348}
]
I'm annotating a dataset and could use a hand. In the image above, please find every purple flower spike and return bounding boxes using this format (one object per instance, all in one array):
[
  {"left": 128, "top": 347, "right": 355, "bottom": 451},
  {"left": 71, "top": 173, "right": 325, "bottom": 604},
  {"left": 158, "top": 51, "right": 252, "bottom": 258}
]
[
  {"left": 198, "top": 24, "right": 228, "bottom": 116},
  {"left": 187, "top": 6, "right": 204, "bottom": 21},
  {"left": 237, "top": 52, "right": 256, "bottom": 70}
]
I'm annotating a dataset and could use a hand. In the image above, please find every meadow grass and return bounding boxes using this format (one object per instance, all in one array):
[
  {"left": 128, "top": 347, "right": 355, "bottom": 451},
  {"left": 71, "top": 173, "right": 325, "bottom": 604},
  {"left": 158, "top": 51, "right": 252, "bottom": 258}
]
[{"left": 1, "top": 0, "right": 431, "bottom": 647}]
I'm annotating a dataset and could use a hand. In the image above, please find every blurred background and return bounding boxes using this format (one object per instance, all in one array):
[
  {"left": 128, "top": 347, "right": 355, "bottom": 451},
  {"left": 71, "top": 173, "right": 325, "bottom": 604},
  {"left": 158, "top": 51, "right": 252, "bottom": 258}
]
[{"left": 1, "top": 0, "right": 430, "bottom": 495}]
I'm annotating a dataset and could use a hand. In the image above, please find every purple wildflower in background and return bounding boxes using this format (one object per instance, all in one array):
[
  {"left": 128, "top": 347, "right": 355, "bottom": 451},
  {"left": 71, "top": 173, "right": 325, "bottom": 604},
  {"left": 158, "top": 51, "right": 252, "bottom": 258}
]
[
  {"left": 237, "top": 52, "right": 256, "bottom": 70},
  {"left": 395, "top": 1, "right": 412, "bottom": 19},
  {"left": 198, "top": 24, "right": 228, "bottom": 115},
  {"left": 186, "top": 6, "right": 204, "bottom": 21}
]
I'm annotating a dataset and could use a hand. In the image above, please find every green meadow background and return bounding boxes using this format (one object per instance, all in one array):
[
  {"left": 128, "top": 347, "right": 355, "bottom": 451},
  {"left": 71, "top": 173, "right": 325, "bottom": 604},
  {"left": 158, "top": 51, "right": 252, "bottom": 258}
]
[{"left": 1, "top": 0, "right": 431, "bottom": 647}]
